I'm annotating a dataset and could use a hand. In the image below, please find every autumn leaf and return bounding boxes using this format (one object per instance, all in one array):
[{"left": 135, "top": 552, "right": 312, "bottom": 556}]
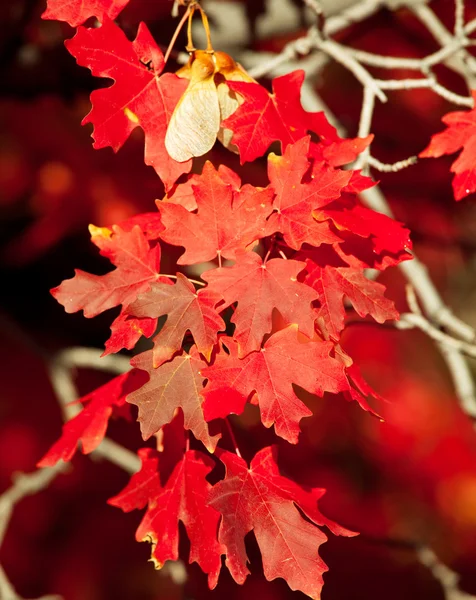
[
  {"left": 319, "top": 199, "right": 412, "bottom": 258},
  {"left": 65, "top": 18, "right": 191, "bottom": 190},
  {"left": 202, "top": 252, "right": 319, "bottom": 357},
  {"left": 127, "top": 273, "right": 225, "bottom": 367},
  {"left": 164, "top": 163, "right": 242, "bottom": 212},
  {"left": 103, "top": 310, "right": 157, "bottom": 356},
  {"left": 108, "top": 448, "right": 161, "bottom": 512},
  {"left": 209, "top": 446, "right": 356, "bottom": 598},
  {"left": 38, "top": 370, "right": 146, "bottom": 467},
  {"left": 223, "top": 70, "right": 372, "bottom": 164},
  {"left": 265, "top": 137, "right": 350, "bottom": 249},
  {"left": 115, "top": 212, "right": 164, "bottom": 240},
  {"left": 202, "top": 326, "right": 352, "bottom": 443},
  {"left": 128, "top": 348, "right": 220, "bottom": 452},
  {"left": 158, "top": 161, "right": 274, "bottom": 264},
  {"left": 52, "top": 224, "right": 161, "bottom": 318},
  {"left": 136, "top": 450, "right": 224, "bottom": 588},
  {"left": 420, "top": 91, "right": 476, "bottom": 200},
  {"left": 303, "top": 247, "right": 398, "bottom": 339},
  {"left": 42, "top": 0, "right": 129, "bottom": 27}
]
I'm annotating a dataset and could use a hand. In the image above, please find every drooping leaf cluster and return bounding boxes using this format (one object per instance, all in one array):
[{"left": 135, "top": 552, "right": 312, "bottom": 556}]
[{"left": 34, "top": 1, "right": 445, "bottom": 597}]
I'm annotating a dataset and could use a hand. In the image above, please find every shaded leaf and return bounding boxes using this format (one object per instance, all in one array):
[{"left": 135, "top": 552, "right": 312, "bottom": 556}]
[
  {"left": 136, "top": 450, "right": 224, "bottom": 588},
  {"left": 202, "top": 326, "right": 351, "bottom": 443},
  {"left": 209, "top": 447, "right": 356, "bottom": 598},
  {"left": 128, "top": 348, "right": 220, "bottom": 452},
  {"left": 128, "top": 273, "right": 225, "bottom": 367}
]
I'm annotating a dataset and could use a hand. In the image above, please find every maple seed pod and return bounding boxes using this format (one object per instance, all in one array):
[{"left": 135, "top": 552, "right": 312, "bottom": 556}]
[{"left": 165, "top": 51, "right": 220, "bottom": 163}]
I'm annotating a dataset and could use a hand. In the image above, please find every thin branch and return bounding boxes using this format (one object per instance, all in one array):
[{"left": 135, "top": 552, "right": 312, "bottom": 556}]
[
  {"left": 367, "top": 155, "right": 418, "bottom": 172},
  {"left": 57, "top": 347, "right": 131, "bottom": 376},
  {"left": 311, "top": 32, "right": 387, "bottom": 102},
  {"left": 397, "top": 313, "right": 476, "bottom": 360},
  {"left": 411, "top": 3, "right": 476, "bottom": 89},
  {"left": 454, "top": 0, "right": 465, "bottom": 40},
  {"left": 354, "top": 86, "right": 375, "bottom": 171},
  {"left": 0, "top": 464, "right": 67, "bottom": 600},
  {"left": 417, "top": 547, "right": 476, "bottom": 600},
  {"left": 323, "top": 0, "right": 383, "bottom": 36}
]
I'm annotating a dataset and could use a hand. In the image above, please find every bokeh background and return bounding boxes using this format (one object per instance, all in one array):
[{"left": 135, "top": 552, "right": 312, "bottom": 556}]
[{"left": 2, "top": 0, "right": 476, "bottom": 598}]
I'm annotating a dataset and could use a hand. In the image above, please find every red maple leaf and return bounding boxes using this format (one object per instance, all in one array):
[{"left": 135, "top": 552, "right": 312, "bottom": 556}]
[
  {"left": 108, "top": 447, "right": 161, "bottom": 512},
  {"left": 128, "top": 348, "right": 220, "bottom": 452},
  {"left": 115, "top": 212, "right": 164, "bottom": 240},
  {"left": 135, "top": 450, "right": 224, "bottom": 588},
  {"left": 265, "top": 137, "right": 350, "bottom": 249},
  {"left": 66, "top": 18, "right": 191, "bottom": 190},
  {"left": 303, "top": 247, "right": 398, "bottom": 339},
  {"left": 223, "top": 70, "right": 372, "bottom": 164},
  {"left": 103, "top": 310, "right": 157, "bottom": 356},
  {"left": 319, "top": 199, "right": 412, "bottom": 258},
  {"left": 164, "top": 163, "right": 244, "bottom": 212},
  {"left": 52, "top": 224, "right": 161, "bottom": 318},
  {"left": 158, "top": 161, "right": 274, "bottom": 264},
  {"left": 127, "top": 273, "right": 225, "bottom": 367},
  {"left": 309, "top": 132, "right": 374, "bottom": 169},
  {"left": 419, "top": 91, "right": 476, "bottom": 200},
  {"left": 209, "top": 446, "right": 356, "bottom": 598},
  {"left": 42, "top": 0, "right": 130, "bottom": 27},
  {"left": 202, "top": 326, "right": 351, "bottom": 443},
  {"left": 202, "top": 252, "right": 319, "bottom": 357},
  {"left": 38, "top": 370, "right": 146, "bottom": 467}
]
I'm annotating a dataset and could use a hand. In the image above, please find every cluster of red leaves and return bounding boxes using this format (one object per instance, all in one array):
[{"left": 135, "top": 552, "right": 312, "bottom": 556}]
[{"left": 34, "top": 1, "right": 459, "bottom": 598}]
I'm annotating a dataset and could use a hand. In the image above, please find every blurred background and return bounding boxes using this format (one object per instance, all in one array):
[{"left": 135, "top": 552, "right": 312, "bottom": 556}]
[{"left": 2, "top": 0, "right": 476, "bottom": 598}]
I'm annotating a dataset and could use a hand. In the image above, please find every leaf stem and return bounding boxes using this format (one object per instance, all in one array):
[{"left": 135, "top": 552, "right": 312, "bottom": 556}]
[
  {"left": 158, "top": 274, "right": 206, "bottom": 287},
  {"left": 224, "top": 419, "right": 242, "bottom": 458},
  {"left": 164, "top": 4, "right": 192, "bottom": 65}
]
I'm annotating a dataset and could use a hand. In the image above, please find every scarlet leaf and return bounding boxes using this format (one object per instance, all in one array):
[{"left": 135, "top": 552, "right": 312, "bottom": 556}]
[
  {"left": 65, "top": 19, "right": 191, "bottom": 189},
  {"left": 136, "top": 450, "right": 224, "bottom": 588},
  {"left": 115, "top": 212, "right": 164, "bottom": 240},
  {"left": 52, "top": 224, "right": 161, "bottom": 318},
  {"left": 128, "top": 348, "right": 220, "bottom": 452},
  {"left": 128, "top": 273, "right": 225, "bottom": 367},
  {"left": 420, "top": 90, "right": 476, "bottom": 200},
  {"left": 159, "top": 161, "right": 274, "bottom": 264},
  {"left": 164, "top": 164, "right": 242, "bottom": 212},
  {"left": 42, "top": 0, "right": 129, "bottom": 27},
  {"left": 319, "top": 200, "right": 412, "bottom": 258},
  {"left": 38, "top": 370, "right": 146, "bottom": 467},
  {"left": 223, "top": 70, "right": 371, "bottom": 164},
  {"left": 202, "top": 252, "right": 319, "bottom": 357},
  {"left": 303, "top": 248, "right": 398, "bottom": 339},
  {"left": 108, "top": 448, "right": 161, "bottom": 512},
  {"left": 103, "top": 310, "right": 157, "bottom": 356},
  {"left": 202, "top": 326, "right": 351, "bottom": 443},
  {"left": 265, "top": 137, "right": 350, "bottom": 249},
  {"left": 208, "top": 447, "right": 356, "bottom": 598},
  {"left": 223, "top": 71, "right": 314, "bottom": 163}
]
